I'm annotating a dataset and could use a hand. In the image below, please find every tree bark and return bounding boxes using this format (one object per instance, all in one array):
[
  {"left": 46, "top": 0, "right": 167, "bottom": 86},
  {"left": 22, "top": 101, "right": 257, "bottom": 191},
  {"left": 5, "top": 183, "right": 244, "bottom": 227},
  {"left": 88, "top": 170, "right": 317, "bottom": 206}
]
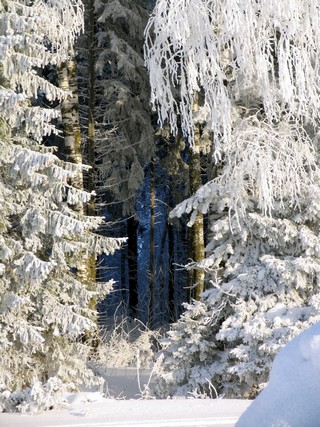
[
  {"left": 168, "top": 221, "right": 176, "bottom": 321},
  {"left": 57, "top": 58, "right": 83, "bottom": 195},
  {"left": 188, "top": 96, "right": 205, "bottom": 301},
  {"left": 58, "top": 52, "right": 97, "bottom": 345},
  {"left": 127, "top": 216, "right": 138, "bottom": 318},
  {"left": 58, "top": 58, "right": 96, "bottom": 304},
  {"left": 149, "top": 157, "right": 155, "bottom": 327},
  {"left": 86, "top": 0, "right": 96, "bottom": 216},
  {"left": 84, "top": 0, "right": 97, "bottom": 286}
]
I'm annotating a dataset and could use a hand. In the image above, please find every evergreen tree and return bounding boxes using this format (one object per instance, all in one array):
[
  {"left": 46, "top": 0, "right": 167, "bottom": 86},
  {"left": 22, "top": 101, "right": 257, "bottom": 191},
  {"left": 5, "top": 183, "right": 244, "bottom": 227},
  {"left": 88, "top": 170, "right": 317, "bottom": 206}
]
[
  {"left": 145, "top": 0, "right": 320, "bottom": 397},
  {"left": 94, "top": 0, "right": 155, "bottom": 216},
  {"left": 0, "top": 0, "right": 123, "bottom": 412},
  {"left": 83, "top": 0, "right": 156, "bottom": 320}
]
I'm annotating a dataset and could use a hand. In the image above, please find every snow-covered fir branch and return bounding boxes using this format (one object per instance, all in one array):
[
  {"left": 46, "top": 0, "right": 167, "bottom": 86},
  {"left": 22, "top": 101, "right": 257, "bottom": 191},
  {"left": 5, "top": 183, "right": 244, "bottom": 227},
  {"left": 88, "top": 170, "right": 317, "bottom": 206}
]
[{"left": 0, "top": 0, "right": 123, "bottom": 413}]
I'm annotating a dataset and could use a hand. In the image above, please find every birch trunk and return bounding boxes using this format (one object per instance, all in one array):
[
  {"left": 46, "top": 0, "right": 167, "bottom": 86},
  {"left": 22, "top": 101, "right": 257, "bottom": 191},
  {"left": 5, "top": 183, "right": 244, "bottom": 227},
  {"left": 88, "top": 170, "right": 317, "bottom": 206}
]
[
  {"left": 58, "top": 55, "right": 96, "bottom": 299},
  {"left": 58, "top": 58, "right": 83, "bottom": 196}
]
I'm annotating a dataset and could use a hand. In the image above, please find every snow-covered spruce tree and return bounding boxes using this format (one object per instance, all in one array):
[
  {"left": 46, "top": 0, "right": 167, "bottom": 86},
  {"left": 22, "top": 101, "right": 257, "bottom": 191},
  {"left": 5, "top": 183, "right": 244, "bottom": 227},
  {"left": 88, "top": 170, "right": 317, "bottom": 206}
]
[
  {"left": 152, "top": 119, "right": 320, "bottom": 398},
  {"left": 77, "top": 0, "right": 156, "bottom": 320},
  {"left": 93, "top": 0, "right": 155, "bottom": 216},
  {"left": 145, "top": 0, "right": 320, "bottom": 398},
  {"left": 0, "top": 0, "right": 124, "bottom": 412}
]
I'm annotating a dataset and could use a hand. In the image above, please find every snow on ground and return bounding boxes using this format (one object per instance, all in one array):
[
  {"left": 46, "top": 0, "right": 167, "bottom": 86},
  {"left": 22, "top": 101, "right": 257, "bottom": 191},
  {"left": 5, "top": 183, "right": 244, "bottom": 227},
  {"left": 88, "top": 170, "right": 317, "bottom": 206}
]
[
  {"left": 237, "top": 322, "right": 320, "bottom": 427},
  {"left": 0, "top": 395, "right": 250, "bottom": 427},
  {"left": 0, "top": 368, "right": 250, "bottom": 427},
  {"left": 3, "top": 323, "right": 320, "bottom": 427}
]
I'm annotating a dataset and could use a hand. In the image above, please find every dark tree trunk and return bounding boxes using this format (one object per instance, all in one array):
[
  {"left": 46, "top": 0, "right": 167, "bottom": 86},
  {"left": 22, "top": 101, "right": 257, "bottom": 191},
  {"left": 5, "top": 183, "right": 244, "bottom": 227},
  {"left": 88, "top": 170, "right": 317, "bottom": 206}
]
[
  {"left": 149, "top": 158, "right": 155, "bottom": 327},
  {"left": 127, "top": 216, "right": 139, "bottom": 318},
  {"left": 168, "top": 221, "right": 176, "bottom": 322}
]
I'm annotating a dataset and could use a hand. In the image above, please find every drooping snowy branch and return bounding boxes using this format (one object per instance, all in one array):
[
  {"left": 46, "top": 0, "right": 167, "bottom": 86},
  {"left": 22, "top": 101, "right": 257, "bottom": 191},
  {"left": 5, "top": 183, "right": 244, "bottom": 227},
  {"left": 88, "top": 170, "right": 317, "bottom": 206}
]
[
  {"left": 145, "top": 0, "right": 320, "bottom": 153},
  {"left": 171, "top": 117, "right": 319, "bottom": 224}
]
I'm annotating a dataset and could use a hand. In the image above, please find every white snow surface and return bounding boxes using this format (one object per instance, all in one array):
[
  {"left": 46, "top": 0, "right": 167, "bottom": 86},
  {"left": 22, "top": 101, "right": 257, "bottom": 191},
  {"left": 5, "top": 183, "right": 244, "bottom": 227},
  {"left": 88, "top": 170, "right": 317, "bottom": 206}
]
[
  {"left": 0, "top": 396, "right": 250, "bottom": 427},
  {"left": 0, "top": 368, "right": 249, "bottom": 427},
  {"left": 236, "top": 322, "right": 320, "bottom": 426}
]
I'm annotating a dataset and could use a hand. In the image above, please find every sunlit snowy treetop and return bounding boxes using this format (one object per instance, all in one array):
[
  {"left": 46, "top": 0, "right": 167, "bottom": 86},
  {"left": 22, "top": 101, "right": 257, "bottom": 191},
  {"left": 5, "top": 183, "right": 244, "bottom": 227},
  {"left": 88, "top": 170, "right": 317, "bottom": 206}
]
[
  {"left": 0, "top": 0, "right": 84, "bottom": 64},
  {"left": 145, "top": 0, "right": 320, "bottom": 154},
  {"left": 0, "top": 0, "right": 84, "bottom": 141}
]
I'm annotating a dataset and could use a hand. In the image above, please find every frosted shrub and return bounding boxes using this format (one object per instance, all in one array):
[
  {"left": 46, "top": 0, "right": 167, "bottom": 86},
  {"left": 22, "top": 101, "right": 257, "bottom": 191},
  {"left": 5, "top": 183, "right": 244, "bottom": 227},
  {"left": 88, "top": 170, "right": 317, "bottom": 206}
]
[
  {"left": 0, "top": 390, "right": 23, "bottom": 414},
  {"left": 0, "top": 378, "right": 70, "bottom": 414},
  {"left": 91, "top": 317, "right": 158, "bottom": 369},
  {"left": 19, "top": 378, "right": 67, "bottom": 414}
]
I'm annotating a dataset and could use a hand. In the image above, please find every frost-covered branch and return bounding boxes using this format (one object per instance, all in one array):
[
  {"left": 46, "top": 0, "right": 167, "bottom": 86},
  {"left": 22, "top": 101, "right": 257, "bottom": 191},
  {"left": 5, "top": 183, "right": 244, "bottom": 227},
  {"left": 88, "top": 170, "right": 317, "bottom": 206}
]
[{"left": 145, "top": 0, "right": 320, "bottom": 153}]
